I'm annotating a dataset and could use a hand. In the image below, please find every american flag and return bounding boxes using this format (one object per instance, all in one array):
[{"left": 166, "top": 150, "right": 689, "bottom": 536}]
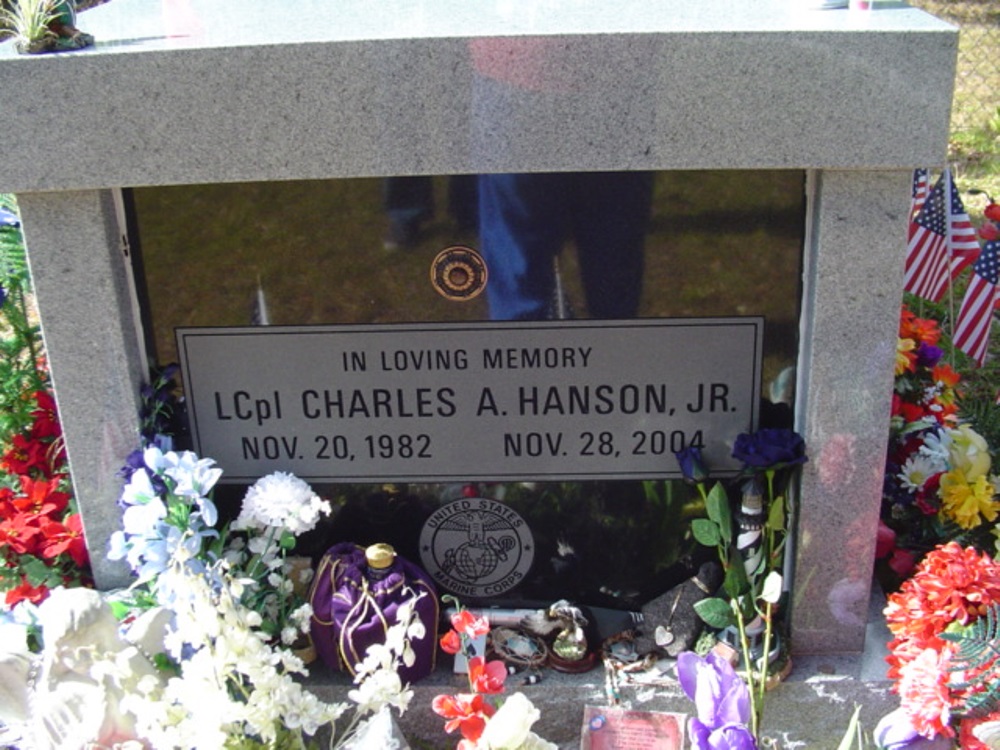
[
  {"left": 910, "top": 168, "right": 929, "bottom": 222},
  {"left": 953, "top": 240, "right": 1000, "bottom": 366},
  {"left": 904, "top": 170, "right": 980, "bottom": 302},
  {"left": 904, "top": 175, "right": 950, "bottom": 300},
  {"left": 945, "top": 169, "right": 981, "bottom": 278}
]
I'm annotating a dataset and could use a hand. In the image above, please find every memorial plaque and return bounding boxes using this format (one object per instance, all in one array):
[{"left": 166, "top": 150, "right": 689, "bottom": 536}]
[
  {"left": 581, "top": 706, "right": 686, "bottom": 749},
  {"left": 177, "top": 317, "right": 762, "bottom": 483}
]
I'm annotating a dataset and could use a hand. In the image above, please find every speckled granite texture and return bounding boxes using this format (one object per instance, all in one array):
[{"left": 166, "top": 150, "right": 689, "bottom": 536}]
[{"left": 0, "top": 0, "right": 956, "bottom": 658}]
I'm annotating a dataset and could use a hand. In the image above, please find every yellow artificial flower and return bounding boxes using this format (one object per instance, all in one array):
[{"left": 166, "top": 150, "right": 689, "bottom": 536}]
[
  {"left": 940, "top": 469, "right": 999, "bottom": 530},
  {"left": 896, "top": 337, "right": 917, "bottom": 376},
  {"left": 948, "top": 424, "right": 992, "bottom": 480}
]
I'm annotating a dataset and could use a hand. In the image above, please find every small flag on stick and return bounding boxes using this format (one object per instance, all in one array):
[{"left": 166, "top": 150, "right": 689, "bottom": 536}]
[
  {"left": 953, "top": 240, "right": 1000, "bottom": 366},
  {"left": 909, "top": 168, "right": 929, "bottom": 223},
  {"left": 250, "top": 277, "right": 270, "bottom": 326},
  {"left": 904, "top": 170, "right": 980, "bottom": 302}
]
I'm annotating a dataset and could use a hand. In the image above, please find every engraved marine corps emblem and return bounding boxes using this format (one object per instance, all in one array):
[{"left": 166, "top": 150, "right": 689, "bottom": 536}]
[{"left": 419, "top": 497, "right": 534, "bottom": 598}]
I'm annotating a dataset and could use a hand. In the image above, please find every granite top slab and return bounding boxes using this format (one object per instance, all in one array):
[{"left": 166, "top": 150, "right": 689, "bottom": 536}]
[{"left": 0, "top": 0, "right": 957, "bottom": 191}]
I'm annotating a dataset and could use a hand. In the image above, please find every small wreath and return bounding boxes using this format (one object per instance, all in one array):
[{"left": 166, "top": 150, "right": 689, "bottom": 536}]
[{"left": 488, "top": 627, "right": 549, "bottom": 670}]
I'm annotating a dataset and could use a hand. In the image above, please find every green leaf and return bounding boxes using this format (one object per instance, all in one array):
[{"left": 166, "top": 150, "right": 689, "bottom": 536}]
[
  {"left": 706, "top": 482, "right": 733, "bottom": 546},
  {"left": 692, "top": 518, "right": 722, "bottom": 547},
  {"left": 22, "top": 557, "right": 51, "bottom": 587},
  {"left": 723, "top": 551, "right": 750, "bottom": 599},
  {"left": 768, "top": 494, "right": 786, "bottom": 532},
  {"left": 279, "top": 530, "right": 296, "bottom": 550},
  {"left": 694, "top": 596, "right": 737, "bottom": 629},
  {"left": 835, "top": 704, "right": 863, "bottom": 750}
]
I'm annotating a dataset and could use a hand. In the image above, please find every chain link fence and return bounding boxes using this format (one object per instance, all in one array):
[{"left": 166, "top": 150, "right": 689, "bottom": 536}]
[{"left": 909, "top": 0, "right": 999, "bottom": 134}]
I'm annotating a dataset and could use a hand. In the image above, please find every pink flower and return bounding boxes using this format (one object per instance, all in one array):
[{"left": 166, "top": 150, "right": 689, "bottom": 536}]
[
  {"left": 439, "top": 629, "right": 462, "bottom": 655},
  {"left": 450, "top": 609, "right": 490, "bottom": 639},
  {"left": 432, "top": 693, "right": 495, "bottom": 741},
  {"left": 898, "top": 647, "right": 954, "bottom": 739},
  {"left": 468, "top": 656, "right": 507, "bottom": 695}
]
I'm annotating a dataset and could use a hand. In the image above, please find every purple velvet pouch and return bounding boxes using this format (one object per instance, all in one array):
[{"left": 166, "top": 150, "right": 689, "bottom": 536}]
[{"left": 309, "top": 542, "right": 439, "bottom": 683}]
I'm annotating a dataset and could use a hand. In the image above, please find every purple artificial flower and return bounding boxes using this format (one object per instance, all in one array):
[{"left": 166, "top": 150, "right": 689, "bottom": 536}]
[
  {"left": 873, "top": 708, "right": 953, "bottom": 750},
  {"left": 676, "top": 446, "right": 709, "bottom": 484},
  {"left": 915, "top": 342, "right": 943, "bottom": 369},
  {"left": 678, "top": 651, "right": 756, "bottom": 750},
  {"left": 732, "top": 429, "right": 807, "bottom": 470}
]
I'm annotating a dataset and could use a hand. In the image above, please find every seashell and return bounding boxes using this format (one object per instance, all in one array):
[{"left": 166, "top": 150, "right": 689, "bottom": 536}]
[{"left": 973, "top": 720, "right": 1000, "bottom": 749}]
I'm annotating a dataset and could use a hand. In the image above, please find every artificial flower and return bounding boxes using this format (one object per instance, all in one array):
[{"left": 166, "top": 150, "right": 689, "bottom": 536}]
[
  {"left": 234, "top": 471, "right": 330, "bottom": 535},
  {"left": 897, "top": 454, "right": 945, "bottom": 492},
  {"left": 731, "top": 428, "right": 807, "bottom": 470},
  {"left": 939, "top": 470, "right": 998, "bottom": 530},
  {"left": 40, "top": 513, "right": 89, "bottom": 567},
  {"left": 898, "top": 647, "right": 954, "bottom": 739},
  {"left": 440, "top": 628, "right": 462, "bottom": 655},
  {"left": 449, "top": 608, "right": 491, "bottom": 640},
  {"left": 675, "top": 446, "right": 709, "bottom": 484},
  {"left": 897, "top": 337, "right": 918, "bottom": 376},
  {"left": 468, "top": 655, "right": 507, "bottom": 695},
  {"left": 477, "top": 692, "right": 556, "bottom": 750},
  {"left": 432, "top": 693, "right": 495, "bottom": 740},
  {"left": 677, "top": 651, "right": 753, "bottom": 737},
  {"left": 945, "top": 424, "right": 992, "bottom": 479}
]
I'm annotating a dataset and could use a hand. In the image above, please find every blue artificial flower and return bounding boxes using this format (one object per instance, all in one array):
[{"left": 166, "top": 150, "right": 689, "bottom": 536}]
[
  {"left": 732, "top": 429, "right": 807, "bottom": 470},
  {"left": 675, "top": 446, "right": 709, "bottom": 484}
]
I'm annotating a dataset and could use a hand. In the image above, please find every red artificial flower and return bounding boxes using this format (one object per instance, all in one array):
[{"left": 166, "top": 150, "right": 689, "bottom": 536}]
[
  {"left": 432, "top": 693, "right": 495, "bottom": 740},
  {"left": 984, "top": 203, "right": 1000, "bottom": 222},
  {"left": 440, "top": 628, "right": 462, "bottom": 655},
  {"left": 1, "top": 434, "right": 49, "bottom": 476},
  {"left": 468, "top": 655, "right": 507, "bottom": 695},
  {"left": 875, "top": 520, "right": 897, "bottom": 559},
  {"left": 888, "top": 548, "right": 918, "bottom": 579},
  {"left": 28, "top": 390, "right": 62, "bottom": 442},
  {"left": 41, "top": 513, "right": 89, "bottom": 567},
  {"left": 4, "top": 577, "right": 50, "bottom": 607},
  {"left": 896, "top": 400, "right": 929, "bottom": 425},
  {"left": 884, "top": 543, "right": 1000, "bottom": 678},
  {"left": 450, "top": 609, "right": 491, "bottom": 639},
  {"left": 0, "top": 511, "right": 45, "bottom": 556},
  {"left": 12, "top": 475, "right": 70, "bottom": 519},
  {"left": 899, "top": 307, "right": 941, "bottom": 347},
  {"left": 980, "top": 221, "right": 999, "bottom": 242}
]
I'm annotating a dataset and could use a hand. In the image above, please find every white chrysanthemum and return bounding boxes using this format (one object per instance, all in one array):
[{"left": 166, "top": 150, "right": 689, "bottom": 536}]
[
  {"left": 897, "top": 453, "right": 946, "bottom": 490},
  {"left": 234, "top": 472, "right": 331, "bottom": 535}
]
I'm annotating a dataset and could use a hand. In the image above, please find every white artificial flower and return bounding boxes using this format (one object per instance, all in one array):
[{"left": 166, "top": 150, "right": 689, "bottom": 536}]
[
  {"left": 478, "top": 693, "right": 555, "bottom": 750},
  {"left": 897, "top": 453, "right": 946, "bottom": 491},
  {"left": 235, "top": 472, "right": 331, "bottom": 535},
  {"left": 347, "top": 668, "right": 411, "bottom": 716}
]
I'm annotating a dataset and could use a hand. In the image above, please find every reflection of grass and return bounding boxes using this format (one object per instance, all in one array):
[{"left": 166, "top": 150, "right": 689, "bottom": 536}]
[{"left": 135, "top": 171, "right": 803, "bottom": 392}]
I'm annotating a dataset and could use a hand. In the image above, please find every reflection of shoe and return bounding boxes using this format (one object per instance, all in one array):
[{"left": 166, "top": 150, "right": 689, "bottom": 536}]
[{"left": 383, "top": 219, "right": 420, "bottom": 250}]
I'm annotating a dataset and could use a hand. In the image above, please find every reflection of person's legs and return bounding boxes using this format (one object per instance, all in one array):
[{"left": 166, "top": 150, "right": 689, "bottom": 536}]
[
  {"left": 479, "top": 173, "right": 567, "bottom": 321},
  {"left": 571, "top": 172, "right": 654, "bottom": 319},
  {"left": 383, "top": 176, "right": 434, "bottom": 249}
]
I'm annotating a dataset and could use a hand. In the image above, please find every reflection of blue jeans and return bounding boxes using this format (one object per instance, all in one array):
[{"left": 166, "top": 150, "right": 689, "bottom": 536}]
[{"left": 478, "top": 172, "right": 654, "bottom": 321}]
